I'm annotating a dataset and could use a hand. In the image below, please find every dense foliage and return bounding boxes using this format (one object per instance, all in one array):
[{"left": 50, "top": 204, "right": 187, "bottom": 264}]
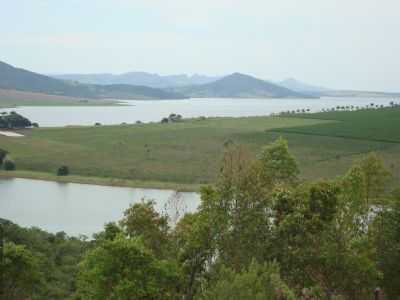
[
  {"left": 57, "top": 165, "right": 69, "bottom": 176},
  {"left": 0, "top": 111, "right": 32, "bottom": 129},
  {"left": 0, "top": 219, "right": 87, "bottom": 299},
  {"left": 3, "top": 158, "right": 16, "bottom": 170},
  {"left": 1, "top": 138, "right": 399, "bottom": 299}
]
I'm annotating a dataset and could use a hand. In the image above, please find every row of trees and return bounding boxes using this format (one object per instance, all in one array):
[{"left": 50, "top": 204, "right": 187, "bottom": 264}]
[
  {"left": 276, "top": 100, "right": 400, "bottom": 116},
  {"left": 2, "top": 138, "right": 400, "bottom": 299}
]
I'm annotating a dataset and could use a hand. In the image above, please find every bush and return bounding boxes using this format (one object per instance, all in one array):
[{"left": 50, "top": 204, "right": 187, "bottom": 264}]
[
  {"left": 0, "top": 148, "right": 8, "bottom": 165},
  {"left": 4, "top": 159, "right": 16, "bottom": 171},
  {"left": 57, "top": 166, "right": 69, "bottom": 176}
]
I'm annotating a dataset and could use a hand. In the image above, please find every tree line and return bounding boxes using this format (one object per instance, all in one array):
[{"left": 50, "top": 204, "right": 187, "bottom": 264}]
[{"left": 1, "top": 138, "right": 400, "bottom": 299}]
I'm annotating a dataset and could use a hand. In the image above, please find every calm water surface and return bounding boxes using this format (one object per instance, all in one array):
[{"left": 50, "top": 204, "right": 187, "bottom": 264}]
[
  {"left": 0, "top": 178, "right": 200, "bottom": 237},
  {"left": 1, "top": 97, "right": 394, "bottom": 127}
]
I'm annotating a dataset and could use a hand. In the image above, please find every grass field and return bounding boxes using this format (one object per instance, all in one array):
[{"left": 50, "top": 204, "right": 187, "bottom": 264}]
[
  {"left": 1, "top": 107, "right": 400, "bottom": 190},
  {"left": 0, "top": 89, "right": 120, "bottom": 108}
]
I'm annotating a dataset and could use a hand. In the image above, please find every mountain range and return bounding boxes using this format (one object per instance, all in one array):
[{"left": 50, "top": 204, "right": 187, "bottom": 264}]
[
  {"left": 52, "top": 72, "right": 221, "bottom": 88},
  {"left": 169, "top": 73, "right": 311, "bottom": 98},
  {"left": 0, "top": 61, "right": 186, "bottom": 100},
  {"left": 1, "top": 60, "right": 399, "bottom": 101}
]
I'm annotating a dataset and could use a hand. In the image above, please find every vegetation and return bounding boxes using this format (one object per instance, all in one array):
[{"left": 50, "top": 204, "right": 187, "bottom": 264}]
[
  {"left": 1, "top": 219, "right": 88, "bottom": 299},
  {"left": 0, "top": 111, "right": 32, "bottom": 128},
  {"left": 2, "top": 107, "right": 400, "bottom": 190},
  {"left": 57, "top": 165, "right": 69, "bottom": 176},
  {"left": 0, "top": 148, "right": 8, "bottom": 165},
  {"left": 3, "top": 159, "right": 16, "bottom": 170},
  {"left": 1, "top": 138, "right": 400, "bottom": 299}
]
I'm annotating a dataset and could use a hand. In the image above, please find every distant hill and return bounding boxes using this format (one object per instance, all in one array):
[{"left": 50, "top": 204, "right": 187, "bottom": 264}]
[
  {"left": 278, "top": 78, "right": 400, "bottom": 98},
  {"left": 170, "top": 73, "right": 312, "bottom": 98},
  {"left": 0, "top": 61, "right": 186, "bottom": 100},
  {"left": 52, "top": 72, "right": 221, "bottom": 88},
  {"left": 278, "top": 78, "right": 330, "bottom": 96}
]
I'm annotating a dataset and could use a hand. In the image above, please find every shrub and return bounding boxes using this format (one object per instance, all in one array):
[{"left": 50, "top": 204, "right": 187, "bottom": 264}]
[
  {"left": 57, "top": 166, "right": 69, "bottom": 176},
  {"left": 4, "top": 159, "right": 16, "bottom": 171},
  {"left": 0, "top": 148, "right": 8, "bottom": 165}
]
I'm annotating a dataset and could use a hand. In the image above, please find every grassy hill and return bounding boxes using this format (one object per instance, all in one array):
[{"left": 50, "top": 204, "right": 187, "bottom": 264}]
[
  {"left": 1, "top": 107, "right": 400, "bottom": 190},
  {"left": 170, "top": 73, "right": 312, "bottom": 98},
  {"left": 0, "top": 61, "right": 186, "bottom": 100}
]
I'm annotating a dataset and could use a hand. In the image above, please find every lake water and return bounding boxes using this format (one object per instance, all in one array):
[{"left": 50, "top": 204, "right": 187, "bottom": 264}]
[
  {"left": 1, "top": 97, "right": 394, "bottom": 127},
  {"left": 0, "top": 178, "right": 200, "bottom": 237}
]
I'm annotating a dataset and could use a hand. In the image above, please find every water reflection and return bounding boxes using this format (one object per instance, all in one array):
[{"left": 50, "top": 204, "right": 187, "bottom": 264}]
[{"left": 0, "top": 178, "right": 200, "bottom": 237}]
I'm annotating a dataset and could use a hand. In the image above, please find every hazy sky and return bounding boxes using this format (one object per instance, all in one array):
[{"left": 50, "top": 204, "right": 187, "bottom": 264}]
[{"left": 1, "top": 0, "right": 399, "bottom": 91}]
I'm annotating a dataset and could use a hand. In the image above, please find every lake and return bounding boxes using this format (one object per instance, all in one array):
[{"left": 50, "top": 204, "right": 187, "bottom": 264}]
[
  {"left": 1, "top": 97, "right": 394, "bottom": 127},
  {"left": 0, "top": 178, "right": 200, "bottom": 237}
]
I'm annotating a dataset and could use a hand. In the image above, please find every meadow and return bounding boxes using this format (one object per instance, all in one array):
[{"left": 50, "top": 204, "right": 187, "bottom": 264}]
[{"left": 1, "top": 107, "right": 400, "bottom": 190}]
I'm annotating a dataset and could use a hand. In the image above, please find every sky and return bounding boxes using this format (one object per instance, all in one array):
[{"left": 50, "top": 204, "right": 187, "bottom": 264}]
[{"left": 1, "top": 0, "right": 399, "bottom": 91}]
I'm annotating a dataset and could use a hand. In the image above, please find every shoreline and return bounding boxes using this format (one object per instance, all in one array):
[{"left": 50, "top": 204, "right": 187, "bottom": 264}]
[{"left": 0, "top": 170, "right": 202, "bottom": 192}]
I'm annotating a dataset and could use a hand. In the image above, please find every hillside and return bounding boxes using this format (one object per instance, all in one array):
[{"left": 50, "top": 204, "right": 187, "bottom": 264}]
[
  {"left": 52, "top": 72, "right": 221, "bottom": 88},
  {"left": 170, "top": 73, "right": 312, "bottom": 98},
  {"left": 0, "top": 61, "right": 186, "bottom": 100},
  {"left": 0, "top": 89, "right": 119, "bottom": 108},
  {"left": 278, "top": 78, "right": 330, "bottom": 96},
  {"left": 278, "top": 77, "right": 400, "bottom": 98}
]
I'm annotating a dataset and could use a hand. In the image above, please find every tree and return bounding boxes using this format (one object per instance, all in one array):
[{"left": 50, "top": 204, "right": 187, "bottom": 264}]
[
  {"left": 199, "top": 144, "right": 274, "bottom": 270},
  {"left": 259, "top": 137, "right": 299, "bottom": 185},
  {"left": 120, "top": 200, "right": 170, "bottom": 257},
  {"left": 3, "top": 159, "right": 16, "bottom": 171},
  {"left": 173, "top": 213, "right": 213, "bottom": 299},
  {"left": 271, "top": 181, "right": 379, "bottom": 299},
  {"left": 199, "top": 261, "right": 295, "bottom": 300},
  {"left": 0, "top": 112, "right": 32, "bottom": 129},
  {"left": 2, "top": 241, "right": 44, "bottom": 299},
  {"left": 75, "top": 235, "right": 179, "bottom": 300},
  {"left": 93, "top": 222, "right": 122, "bottom": 242},
  {"left": 57, "top": 165, "right": 69, "bottom": 176},
  {"left": 373, "top": 196, "right": 400, "bottom": 299},
  {"left": 355, "top": 153, "right": 391, "bottom": 205},
  {"left": 0, "top": 148, "right": 8, "bottom": 165}
]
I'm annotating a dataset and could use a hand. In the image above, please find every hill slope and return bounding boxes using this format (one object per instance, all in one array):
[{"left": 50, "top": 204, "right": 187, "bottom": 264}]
[
  {"left": 52, "top": 72, "right": 221, "bottom": 88},
  {"left": 0, "top": 61, "right": 186, "bottom": 100},
  {"left": 170, "top": 73, "right": 312, "bottom": 98},
  {"left": 278, "top": 77, "right": 400, "bottom": 98},
  {"left": 278, "top": 78, "right": 330, "bottom": 96}
]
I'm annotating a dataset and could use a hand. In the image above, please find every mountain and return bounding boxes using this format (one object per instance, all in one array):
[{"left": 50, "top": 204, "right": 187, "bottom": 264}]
[
  {"left": 0, "top": 61, "right": 186, "bottom": 100},
  {"left": 278, "top": 78, "right": 400, "bottom": 98},
  {"left": 278, "top": 78, "right": 330, "bottom": 96},
  {"left": 169, "top": 73, "right": 312, "bottom": 98},
  {"left": 52, "top": 72, "right": 221, "bottom": 88}
]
